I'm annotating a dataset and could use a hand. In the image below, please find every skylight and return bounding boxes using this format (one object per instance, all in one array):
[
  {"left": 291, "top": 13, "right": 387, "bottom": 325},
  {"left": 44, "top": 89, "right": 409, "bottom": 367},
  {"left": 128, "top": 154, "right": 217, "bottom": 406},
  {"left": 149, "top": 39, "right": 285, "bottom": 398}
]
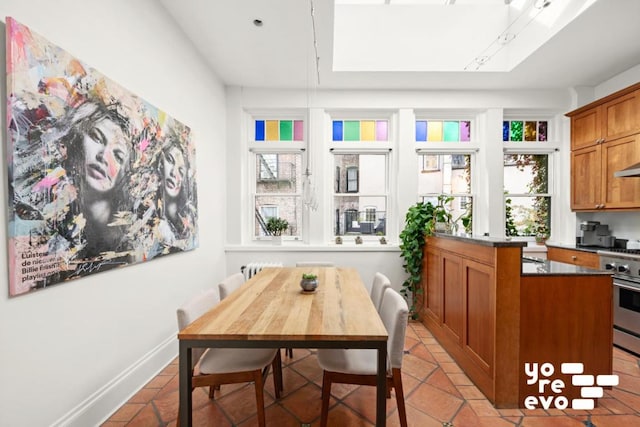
[{"left": 333, "top": 0, "right": 598, "bottom": 72}]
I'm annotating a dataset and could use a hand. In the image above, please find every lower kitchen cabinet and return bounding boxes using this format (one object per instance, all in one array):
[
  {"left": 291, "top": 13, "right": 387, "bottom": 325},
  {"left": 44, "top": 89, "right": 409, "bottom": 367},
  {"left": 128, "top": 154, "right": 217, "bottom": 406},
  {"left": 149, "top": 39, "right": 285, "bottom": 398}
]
[{"left": 546, "top": 246, "right": 600, "bottom": 269}]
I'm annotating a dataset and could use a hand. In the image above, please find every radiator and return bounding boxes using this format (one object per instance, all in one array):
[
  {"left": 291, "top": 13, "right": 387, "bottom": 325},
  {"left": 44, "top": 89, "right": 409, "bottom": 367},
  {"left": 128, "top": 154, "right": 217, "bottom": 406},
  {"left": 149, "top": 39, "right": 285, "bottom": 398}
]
[{"left": 241, "top": 262, "right": 283, "bottom": 280}]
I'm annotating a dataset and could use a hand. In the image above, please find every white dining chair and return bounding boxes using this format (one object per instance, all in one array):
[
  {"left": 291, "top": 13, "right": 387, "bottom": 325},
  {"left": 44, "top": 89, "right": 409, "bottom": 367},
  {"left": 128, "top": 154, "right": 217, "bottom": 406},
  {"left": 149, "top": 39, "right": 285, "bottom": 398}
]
[
  {"left": 317, "top": 288, "right": 409, "bottom": 427},
  {"left": 370, "top": 272, "right": 391, "bottom": 312},
  {"left": 295, "top": 261, "right": 335, "bottom": 267},
  {"left": 218, "top": 272, "right": 245, "bottom": 300},
  {"left": 176, "top": 289, "right": 282, "bottom": 427}
]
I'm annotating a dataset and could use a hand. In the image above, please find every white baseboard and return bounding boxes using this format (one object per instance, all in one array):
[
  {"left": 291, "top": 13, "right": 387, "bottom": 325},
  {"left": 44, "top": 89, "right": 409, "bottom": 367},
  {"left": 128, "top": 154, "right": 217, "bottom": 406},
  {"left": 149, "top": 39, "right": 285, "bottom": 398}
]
[{"left": 50, "top": 334, "right": 177, "bottom": 427}]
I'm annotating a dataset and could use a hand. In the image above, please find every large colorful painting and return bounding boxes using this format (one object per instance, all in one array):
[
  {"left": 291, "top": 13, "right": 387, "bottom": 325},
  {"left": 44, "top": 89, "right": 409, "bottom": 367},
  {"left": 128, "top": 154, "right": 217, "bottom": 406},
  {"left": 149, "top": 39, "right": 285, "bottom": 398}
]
[{"left": 6, "top": 17, "right": 198, "bottom": 296}]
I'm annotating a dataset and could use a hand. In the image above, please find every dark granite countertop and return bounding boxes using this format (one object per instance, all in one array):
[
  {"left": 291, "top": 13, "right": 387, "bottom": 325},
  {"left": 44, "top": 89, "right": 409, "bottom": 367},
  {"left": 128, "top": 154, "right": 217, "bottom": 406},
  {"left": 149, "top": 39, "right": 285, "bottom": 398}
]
[
  {"left": 432, "top": 233, "right": 527, "bottom": 248},
  {"left": 544, "top": 241, "right": 604, "bottom": 253},
  {"left": 521, "top": 257, "right": 611, "bottom": 276}
]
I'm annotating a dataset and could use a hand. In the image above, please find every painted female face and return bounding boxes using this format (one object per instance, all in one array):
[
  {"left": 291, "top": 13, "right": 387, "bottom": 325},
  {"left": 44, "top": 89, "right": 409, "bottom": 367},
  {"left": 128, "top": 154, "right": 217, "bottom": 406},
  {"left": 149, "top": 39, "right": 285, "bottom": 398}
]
[
  {"left": 82, "top": 116, "right": 130, "bottom": 193},
  {"left": 163, "top": 145, "right": 186, "bottom": 199}
]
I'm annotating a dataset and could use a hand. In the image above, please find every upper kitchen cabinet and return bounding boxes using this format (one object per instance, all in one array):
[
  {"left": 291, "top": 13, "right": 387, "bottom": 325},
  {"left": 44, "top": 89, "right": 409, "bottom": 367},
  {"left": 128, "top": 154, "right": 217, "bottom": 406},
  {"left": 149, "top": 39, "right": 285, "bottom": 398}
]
[{"left": 567, "top": 83, "right": 640, "bottom": 211}]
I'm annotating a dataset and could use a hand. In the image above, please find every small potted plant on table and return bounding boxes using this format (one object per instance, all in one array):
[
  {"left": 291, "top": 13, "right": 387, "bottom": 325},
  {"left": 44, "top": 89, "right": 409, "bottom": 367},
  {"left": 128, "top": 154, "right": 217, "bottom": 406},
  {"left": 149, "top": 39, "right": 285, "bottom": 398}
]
[{"left": 300, "top": 273, "right": 318, "bottom": 293}]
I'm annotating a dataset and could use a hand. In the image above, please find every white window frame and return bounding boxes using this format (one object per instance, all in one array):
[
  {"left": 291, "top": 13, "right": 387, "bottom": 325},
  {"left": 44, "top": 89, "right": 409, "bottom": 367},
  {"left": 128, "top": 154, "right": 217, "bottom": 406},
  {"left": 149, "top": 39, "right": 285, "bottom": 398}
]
[
  {"left": 502, "top": 112, "right": 559, "bottom": 241},
  {"left": 502, "top": 148, "right": 555, "bottom": 241},
  {"left": 326, "top": 111, "right": 395, "bottom": 243},
  {"left": 416, "top": 149, "right": 476, "bottom": 234},
  {"left": 246, "top": 112, "right": 307, "bottom": 244}
]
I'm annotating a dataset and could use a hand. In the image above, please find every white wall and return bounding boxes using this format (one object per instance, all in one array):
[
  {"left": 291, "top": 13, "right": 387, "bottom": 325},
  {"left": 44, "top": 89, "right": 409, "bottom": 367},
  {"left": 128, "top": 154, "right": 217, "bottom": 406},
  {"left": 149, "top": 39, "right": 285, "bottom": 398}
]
[{"left": 0, "top": 2, "right": 227, "bottom": 426}]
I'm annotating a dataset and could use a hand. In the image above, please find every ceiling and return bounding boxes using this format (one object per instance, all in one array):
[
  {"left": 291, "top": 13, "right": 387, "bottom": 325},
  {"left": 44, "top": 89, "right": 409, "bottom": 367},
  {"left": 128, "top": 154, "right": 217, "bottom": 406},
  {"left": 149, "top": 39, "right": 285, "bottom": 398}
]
[{"left": 159, "top": 0, "right": 640, "bottom": 91}]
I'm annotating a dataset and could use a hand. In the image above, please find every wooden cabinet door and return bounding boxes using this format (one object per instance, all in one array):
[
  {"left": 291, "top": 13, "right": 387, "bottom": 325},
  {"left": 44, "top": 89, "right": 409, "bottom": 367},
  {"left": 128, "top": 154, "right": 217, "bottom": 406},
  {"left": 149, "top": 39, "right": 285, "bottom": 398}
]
[
  {"left": 571, "top": 107, "right": 601, "bottom": 150},
  {"left": 571, "top": 145, "right": 602, "bottom": 210},
  {"left": 441, "top": 251, "right": 463, "bottom": 345},
  {"left": 601, "top": 134, "right": 640, "bottom": 209},
  {"left": 463, "top": 259, "right": 495, "bottom": 376},
  {"left": 602, "top": 89, "right": 640, "bottom": 142},
  {"left": 423, "top": 246, "right": 442, "bottom": 323}
]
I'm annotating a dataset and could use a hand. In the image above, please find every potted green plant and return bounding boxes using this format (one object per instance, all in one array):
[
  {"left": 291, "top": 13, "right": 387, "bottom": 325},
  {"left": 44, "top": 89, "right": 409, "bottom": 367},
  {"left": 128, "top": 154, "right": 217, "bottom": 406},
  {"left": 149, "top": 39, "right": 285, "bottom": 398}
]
[
  {"left": 433, "top": 195, "right": 454, "bottom": 233},
  {"left": 399, "top": 201, "right": 435, "bottom": 319},
  {"left": 266, "top": 217, "right": 288, "bottom": 244},
  {"left": 300, "top": 273, "right": 318, "bottom": 292}
]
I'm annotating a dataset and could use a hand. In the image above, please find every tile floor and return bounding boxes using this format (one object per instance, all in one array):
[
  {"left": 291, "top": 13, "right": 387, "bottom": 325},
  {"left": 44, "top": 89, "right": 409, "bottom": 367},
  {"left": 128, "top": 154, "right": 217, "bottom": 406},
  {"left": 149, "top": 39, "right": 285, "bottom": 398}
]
[{"left": 102, "top": 321, "right": 640, "bottom": 426}]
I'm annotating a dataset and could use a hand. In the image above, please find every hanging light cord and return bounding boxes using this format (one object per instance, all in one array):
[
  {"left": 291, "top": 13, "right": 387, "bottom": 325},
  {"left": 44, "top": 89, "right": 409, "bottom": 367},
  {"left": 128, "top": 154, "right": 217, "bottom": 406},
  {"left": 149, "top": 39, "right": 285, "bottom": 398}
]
[{"left": 310, "top": 0, "right": 321, "bottom": 85}]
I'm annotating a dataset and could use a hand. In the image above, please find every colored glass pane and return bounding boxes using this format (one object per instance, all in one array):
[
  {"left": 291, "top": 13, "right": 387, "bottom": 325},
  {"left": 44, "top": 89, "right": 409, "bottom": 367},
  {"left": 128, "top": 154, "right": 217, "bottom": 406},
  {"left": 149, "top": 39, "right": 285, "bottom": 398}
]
[
  {"left": 255, "top": 120, "right": 265, "bottom": 141},
  {"left": 280, "top": 120, "right": 293, "bottom": 141},
  {"left": 294, "top": 120, "right": 304, "bottom": 141},
  {"left": 443, "top": 121, "right": 459, "bottom": 142},
  {"left": 427, "top": 121, "right": 443, "bottom": 142},
  {"left": 376, "top": 120, "right": 388, "bottom": 141},
  {"left": 460, "top": 121, "right": 471, "bottom": 141},
  {"left": 538, "top": 121, "right": 548, "bottom": 141},
  {"left": 361, "top": 120, "right": 375, "bottom": 141},
  {"left": 344, "top": 121, "right": 360, "bottom": 141},
  {"left": 510, "top": 121, "right": 523, "bottom": 141},
  {"left": 333, "top": 121, "right": 343, "bottom": 141},
  {"left": 266, "top": 120, "right": 279, "bottom": 141},
  {"left": 503, "top": 121, "right": 509, "bottom": 141},
  {"left": 524, "top": 121, "right": 537, "bottom": 141},
  {"left": 416, "top": 121, "right": 427, "bottom": 141}
]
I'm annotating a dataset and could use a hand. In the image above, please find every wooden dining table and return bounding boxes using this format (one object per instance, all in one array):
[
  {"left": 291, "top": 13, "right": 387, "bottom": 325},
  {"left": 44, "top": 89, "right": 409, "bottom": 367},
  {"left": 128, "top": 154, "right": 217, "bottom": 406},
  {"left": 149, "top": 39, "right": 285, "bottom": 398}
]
[{"left": 178, "top": 266, "right": 389, "bottom": 426}]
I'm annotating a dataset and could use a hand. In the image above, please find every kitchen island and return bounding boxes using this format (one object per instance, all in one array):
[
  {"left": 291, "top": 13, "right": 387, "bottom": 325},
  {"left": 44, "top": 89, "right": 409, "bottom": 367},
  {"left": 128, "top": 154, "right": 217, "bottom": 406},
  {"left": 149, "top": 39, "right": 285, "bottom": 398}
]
[{"left": 420, "top": 234, "right": 613, "bottom": 408}]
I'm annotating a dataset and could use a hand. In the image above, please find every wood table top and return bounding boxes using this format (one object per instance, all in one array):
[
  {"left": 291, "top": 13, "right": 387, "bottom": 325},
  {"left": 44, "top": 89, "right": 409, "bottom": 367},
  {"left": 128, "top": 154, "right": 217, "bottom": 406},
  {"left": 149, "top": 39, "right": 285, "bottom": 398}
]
[{"left": 178, "top": 267, "right": 388, "bottom": 342}]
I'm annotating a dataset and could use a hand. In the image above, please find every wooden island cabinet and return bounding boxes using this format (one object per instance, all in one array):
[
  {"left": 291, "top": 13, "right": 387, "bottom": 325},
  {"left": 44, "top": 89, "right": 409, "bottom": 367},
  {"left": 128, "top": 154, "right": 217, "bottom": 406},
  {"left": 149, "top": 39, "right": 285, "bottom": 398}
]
[{"left": 420, "top": 234, "right": 613, "bottom": 408}]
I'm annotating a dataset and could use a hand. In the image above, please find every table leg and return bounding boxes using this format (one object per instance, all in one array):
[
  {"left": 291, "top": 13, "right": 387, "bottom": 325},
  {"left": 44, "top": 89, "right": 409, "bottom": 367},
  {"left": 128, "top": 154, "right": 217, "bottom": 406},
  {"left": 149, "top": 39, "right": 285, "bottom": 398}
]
[
  {"left": 179, "top": 341, "right": 192, "bottom": 426},
  {"left": 376, "top": 343, "right": 387, "bottom": 426}
]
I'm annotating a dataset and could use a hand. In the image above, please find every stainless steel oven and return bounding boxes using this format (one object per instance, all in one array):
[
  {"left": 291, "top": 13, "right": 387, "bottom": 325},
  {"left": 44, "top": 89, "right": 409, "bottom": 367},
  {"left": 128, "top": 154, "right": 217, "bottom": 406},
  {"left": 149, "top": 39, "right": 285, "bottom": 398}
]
[{"left": 600, "top": 250, "right": 640, "bottom": 356}]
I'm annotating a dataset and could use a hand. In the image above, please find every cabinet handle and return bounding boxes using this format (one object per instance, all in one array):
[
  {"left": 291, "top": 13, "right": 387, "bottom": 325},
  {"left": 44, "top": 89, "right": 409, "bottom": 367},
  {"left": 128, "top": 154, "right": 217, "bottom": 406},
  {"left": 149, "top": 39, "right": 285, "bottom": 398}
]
[{"left": 571, "top": 255, "right": 577, "bottom": 260}]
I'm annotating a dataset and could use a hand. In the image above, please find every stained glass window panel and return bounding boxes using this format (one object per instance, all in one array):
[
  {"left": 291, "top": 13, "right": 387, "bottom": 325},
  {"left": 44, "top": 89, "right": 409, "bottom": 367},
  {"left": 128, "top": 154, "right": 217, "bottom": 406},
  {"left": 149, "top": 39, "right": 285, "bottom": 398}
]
[
  {"left": 443, "top": 121, "right": 459, "bottom": 142},
  {"left": 427, "top": 121, "right": 443, "bottom": 142},
  {"left": 280, "top": 120, "right": 293, "bottom": 141},
  {"left": 294, "top": 120, "right": 304, "bottom": 141},
  {"left": 510, "top": 121, "right": 523, "bottom": 141},
  {"left": 460, "top": 121, "right": 471, "bottom": 141},
  {"left": 333, "top": 120, "right": 343, "bottom": 141},
  {"left": 344, "top": 121, "right": 360, "bottom": 141},
  {"left": 361, "top": 120, "right": 375, "bottom": 141},
  {"left": 376, "top": 120, "right": 388, "bottom": 141},
  {"left": 266, "top": 120, "right": 279, "bottom": 141},
  {"left": 538, "top": 121, "right": 548, "bottom": 141},
  {"left": 524, "top": 121, "right": 537, "bottom": 141},
  {"left": 255, "top": 120, "right": 265, "bottom": 141},
  {"left": 416, "top": 121, "right": 427, "bottom": 141}
]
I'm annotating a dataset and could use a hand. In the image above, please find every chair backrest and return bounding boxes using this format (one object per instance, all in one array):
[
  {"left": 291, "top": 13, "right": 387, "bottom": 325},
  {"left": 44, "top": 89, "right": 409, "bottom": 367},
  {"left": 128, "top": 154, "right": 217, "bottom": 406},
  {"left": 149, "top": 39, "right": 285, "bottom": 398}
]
[
  {"left": 177, "top": 288, "right": 220, "bottom": 368},
  {"left": 295, "top": 261, "right": 335, "bottom": 267},
  {"left": 378, "top": 288, "right": 409, "bottom": 370},
  {"left": 370, "top": 272, "right": 391, "bottom": 312},
  {"left": 218, "top": 272, "right": 246, "bottom": 300}
]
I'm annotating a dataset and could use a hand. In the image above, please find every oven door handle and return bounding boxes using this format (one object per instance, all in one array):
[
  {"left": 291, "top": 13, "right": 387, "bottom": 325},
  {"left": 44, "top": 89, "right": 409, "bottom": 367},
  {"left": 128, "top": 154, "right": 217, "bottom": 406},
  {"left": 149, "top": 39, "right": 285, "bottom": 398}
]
[{"left": 613, "top": 281, "right": 640, "bottom": 292}]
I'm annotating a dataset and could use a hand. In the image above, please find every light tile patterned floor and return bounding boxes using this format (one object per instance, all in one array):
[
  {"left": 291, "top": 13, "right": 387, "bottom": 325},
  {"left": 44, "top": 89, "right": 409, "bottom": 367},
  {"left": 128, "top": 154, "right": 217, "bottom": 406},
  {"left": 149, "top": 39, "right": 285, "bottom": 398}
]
[{"left": 102, "top": 321, "right": 640, "bottom": 426}]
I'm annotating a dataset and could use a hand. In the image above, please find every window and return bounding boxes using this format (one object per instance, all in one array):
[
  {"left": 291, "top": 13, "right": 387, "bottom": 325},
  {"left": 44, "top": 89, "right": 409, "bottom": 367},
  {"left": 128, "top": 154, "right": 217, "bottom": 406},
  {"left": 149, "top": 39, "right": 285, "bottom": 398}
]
[
  {"left": 259, "top": 154, "right": 279, "bottom": 180},
  {"left": 503, "top": 153, "right": 551, "bottom": 237},
  {"left": 333, "top": 153, "right": 388, "bottom": 237},
  {"left": 417, "top": 153, "right": 473, "bottom": 234},
  {"left": 254, "top": 152, "right": 303, "bottom": 239},
  {"left": 503, "top": 120, "right": 548, "bottom": 142},
  {"left": 415, "top": 120, "right": 471, "bottom": 142},
  {"left": 346, "top": 166, "right": 358, "bottom": 192},
  {"left": 250, "top": 116, "right": 305, "bottom": 241}
]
